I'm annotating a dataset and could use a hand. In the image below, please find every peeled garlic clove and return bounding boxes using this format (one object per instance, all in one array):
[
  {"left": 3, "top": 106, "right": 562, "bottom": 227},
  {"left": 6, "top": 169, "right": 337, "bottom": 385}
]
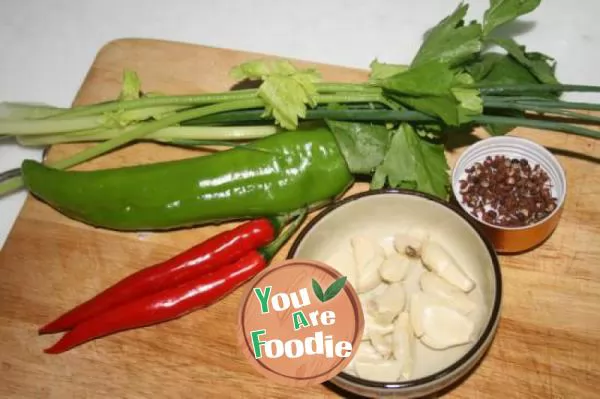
[
  {"left": 420, "top": 308, "right": 476, "bottom": 350},
  {"left": 409, "top": 292, "right": 451, "bottom": 338},
  {"left": 409, "top": 293, "right": 426, "bottom": 338},
  {"left": 393, "top": 234, "right": 421, "bottom": 258},
  {"left": 351, "top": 236, "right": 384, "bottom": 266},
  {"left": 357, "top": 255, "right": 384, "bottom": 293},
  {"left": 351, "top": 236, "right": 385, "bottom": 293},
  {"left": 355, "top": 360, "right": 403, "bottom": 382},
  {"left": 370, "top": 331, "right": 393, "bottom": 358},
  {"left": 346, "top": 340, "right": 382, "bottom": 375},
  {"left": 410, "top": 292, "right": 476, "bottom": 350},
  {"left": 355, "top": 341, "right": 384, "bottom": 362},
  {"left": 394, "top": 227, "right": 429, "bottom": 257},
  {"left": 406, "top": 226, "right": 429, "bottom": 246},
  {"left": 360, "top": 282, "right": 388, "bottom": 302},
  {"left": 379, "top": 253, "right": 412, "bottom": 283},
  {"left": 419, "top": 271, "right": 477, "bottom": 315},
  {"left": 367, "top": 283, "right": 406, "bottom": 325},
  {"left": 366, "top": 300, "right": 393, "bottom": 325},
  {"left": 420, "top": 240, "right": 475, "bottom": 292},
  {"left": 392, "top": 312, "right": 414, "bottom": 380},
  {"left": 363, "top": 312, "right": 395, "bottom": 339}
]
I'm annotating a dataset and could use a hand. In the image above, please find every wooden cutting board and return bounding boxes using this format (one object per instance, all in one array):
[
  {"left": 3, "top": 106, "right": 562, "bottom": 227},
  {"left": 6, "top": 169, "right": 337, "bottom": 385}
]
[{"left": 1, "top": 38, "right": 599, "bottom": 399}]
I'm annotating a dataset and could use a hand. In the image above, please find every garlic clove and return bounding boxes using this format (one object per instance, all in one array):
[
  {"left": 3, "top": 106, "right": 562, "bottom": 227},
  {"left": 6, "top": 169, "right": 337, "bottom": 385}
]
[
  {"left": 370, "top": 331, "right": 393, "bottom": 358},
  {"left": 419, "top": 271, "right": 477, "bottom": 315},
  {"left": 355, "top": 341, "right": 385, "bottom": 362},
  {"left": 393, "top": 227, "right": 429, "bottom": 258},
  {"left": 393, "top": 234, "right": 421, "bottom": 258},
  {"left": 360, "top": 282, "right": 388, "bottom": 301},
  {"left": 346, "top": 341, "right": 383, "bottom": 375},
  {"left": 355, "top": 360, "right": 403, "bottom": 382},
  {"left": 351, "top": 236, "right": 384, "bottom": 266},
  {"left": 420, "top": 309, "right": 476, "bottom": 350},
  {"left": 363, "top": 312, "right": 395, "bottom": 339},
  {"left": 351, "top": 236, "right": 385, "bottom": 293},
  {"left": 409, "top": 293, "right": 426, "bottom": 338},
  {"left": 420, "top": 240, "right": 475, "bottom": 292},
  {"left": 392, "top": 312, "right": 414, "bottom": 380},
  {"left": 410, "top": 292, "right": 476, "bottom": 350},
  {"left": 357, "top": 254, "right": 385, "bottom": 293},
  {"left": 367, "top": 282, "right": 406, "bottom": 325},
  {"left": 379, "top": 253, "right": 412, "bottom": 283}
]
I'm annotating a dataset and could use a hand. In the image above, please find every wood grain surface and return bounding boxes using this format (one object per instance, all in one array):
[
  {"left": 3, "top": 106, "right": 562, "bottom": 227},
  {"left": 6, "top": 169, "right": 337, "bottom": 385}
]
[{"left": 0, "top": 38, "right": 599, "bottom": 399}]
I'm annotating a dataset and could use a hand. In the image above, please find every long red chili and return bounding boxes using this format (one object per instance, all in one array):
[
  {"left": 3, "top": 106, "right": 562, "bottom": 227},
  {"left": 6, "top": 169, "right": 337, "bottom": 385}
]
[
  {"left": 44, "top": 209, "right": 306, "bottom": 354},
  {"left": 39, "top": 215, "right": 288, "bottom": 335}
]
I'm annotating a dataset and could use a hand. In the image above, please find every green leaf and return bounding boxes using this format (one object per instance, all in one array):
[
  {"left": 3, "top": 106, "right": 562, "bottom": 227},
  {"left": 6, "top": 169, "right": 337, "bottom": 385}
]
[
  {"left": 323, "top": 276, "right": 348, "bottom": 302},
  {"left": 487, "top": 37, "right": 558, "bottom": 84},
  {"left": 411, "top": 3, "right": 482, "bottom": 68},
  {"left": 476, "top": 53, "right": 540, "bottom": 86},
  {"left": 483, "top": 0, "right": 542, "bottom": 37},
  {"left": 381, "top": 61, "right": 455, "bottom": 96},
  {"left": 119, "top": 70, "right": 142, "bottom": 101},
  {"left": 368, "top": 59, "right": 409, "bottom": 81},
  {"left": 380, "top": 62, "right": 482, "bottom": 126},
  {"left": 370, "top": 124, "right": 450, "bottom": 199},
  {"left": 452, "top": 73, "right": 483, "bottom": 123},
  {"left": 230, "top": 59, "right": 300, "bottom": 80},
  {"left": 393, "top": 94, "right": 460, "bottom": 125},
  {"left": 312, "top": 279, "right": 325, "bottom": 302},
  {"left": 469, "top": 54, "right": 540, "bottom": 134},
  {"left": 230, "top": 59, "right": 321, "bottom": 130},
  {"left": 467, "top": 53, "right": 505, "bottom": 81},
  {"left": 326, "top": 120, "right": 391, "bottom": 175},
  {"left": 482, "top": 109, "right": 524, "bottom": 136}
]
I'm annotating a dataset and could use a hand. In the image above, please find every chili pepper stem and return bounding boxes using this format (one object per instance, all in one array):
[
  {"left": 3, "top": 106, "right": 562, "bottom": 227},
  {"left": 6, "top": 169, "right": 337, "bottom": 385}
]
[
  {"left": 260, "top": 208, "right": 308, "bottom": 261},
  {"left": 269, "top": 208, "right": 306, "bottom": 235}
]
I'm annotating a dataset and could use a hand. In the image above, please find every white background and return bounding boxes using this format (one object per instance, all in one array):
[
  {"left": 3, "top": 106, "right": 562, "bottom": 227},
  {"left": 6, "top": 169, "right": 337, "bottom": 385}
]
[{"left": 1, "top": 0, "right": 599, "bottom": 249}]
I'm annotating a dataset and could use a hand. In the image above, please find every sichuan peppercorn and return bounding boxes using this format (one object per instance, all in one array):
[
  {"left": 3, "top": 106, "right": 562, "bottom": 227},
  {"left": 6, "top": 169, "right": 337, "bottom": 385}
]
[{"left": 458, "top": 155, "right": 558, "bottom": 227}]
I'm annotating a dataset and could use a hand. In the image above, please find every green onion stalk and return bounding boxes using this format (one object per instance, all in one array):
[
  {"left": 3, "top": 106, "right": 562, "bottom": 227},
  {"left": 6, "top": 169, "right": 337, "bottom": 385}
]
[{"left": 1, "top": 80, "right": 600, "bottom": 197}]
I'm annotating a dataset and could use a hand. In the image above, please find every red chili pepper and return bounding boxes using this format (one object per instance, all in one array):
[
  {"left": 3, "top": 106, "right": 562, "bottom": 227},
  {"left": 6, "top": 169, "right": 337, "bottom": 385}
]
[
  {"left": 39, "top": 216, "right": 288, "bottom": 335},
  {"left": 43, "top": 209, "right": 306, "bottom": 354}
]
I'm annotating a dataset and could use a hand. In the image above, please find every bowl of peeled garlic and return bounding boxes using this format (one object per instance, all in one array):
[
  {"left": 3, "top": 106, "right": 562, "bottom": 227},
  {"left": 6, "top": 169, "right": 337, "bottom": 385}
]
[{"left": 287, "top": 188, "right": 502, "bottom": 398}]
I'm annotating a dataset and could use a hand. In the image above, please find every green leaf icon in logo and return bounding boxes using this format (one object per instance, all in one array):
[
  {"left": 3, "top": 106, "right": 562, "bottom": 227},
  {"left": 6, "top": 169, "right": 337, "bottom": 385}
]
[
  {"left": 312, "top": 276, "right": 347, "bottom": 303},
  {"left": 312, "top": 279, "right": 325, "bottom": 302}
]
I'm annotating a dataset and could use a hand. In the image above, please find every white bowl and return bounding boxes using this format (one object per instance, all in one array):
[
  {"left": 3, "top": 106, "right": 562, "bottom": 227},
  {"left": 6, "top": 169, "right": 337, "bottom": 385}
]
[
  {"left": 287, "top": 189, "right": 502, "bottom": 398},
  {"left": 451, "top": 136, "right": 567, "bottom": 254}
]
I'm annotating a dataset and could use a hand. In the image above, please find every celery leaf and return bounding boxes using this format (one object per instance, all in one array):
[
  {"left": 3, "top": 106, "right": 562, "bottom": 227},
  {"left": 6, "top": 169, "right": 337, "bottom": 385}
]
[
  {"left": 326, "top": 120, "right": 390, "bottom": 175},
  {"left": 483, "top": 0, "right": 541, "bottom": 37},
  {"left": 368, "top": 59, "right": 409, "bottom": 81},
  {"left": 411, "top": 3, "right": 482, "bottom": 68},
  {"left": 487, "top": 37, "right": 558, "bottom": 84},
  {"left": 452, "top": 72, "right": 483, "bottom": 123},
  {"left": 379, "top": 61, "right": 482, "bottom": 126},
  {"left": 370, "top": 124, "right": 449, "bottom": 199},
  {"left": 380, "top": 61, "right": 455, "bottom": 96},
  {"left": 231, "top": 60, "right": 321, "bottom": 130}
]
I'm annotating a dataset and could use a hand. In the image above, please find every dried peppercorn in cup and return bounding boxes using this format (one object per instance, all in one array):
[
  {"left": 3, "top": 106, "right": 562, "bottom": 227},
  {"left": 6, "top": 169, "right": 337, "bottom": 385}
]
[{"left": 451, "top": 136, "right": 567, "bottom": 254}]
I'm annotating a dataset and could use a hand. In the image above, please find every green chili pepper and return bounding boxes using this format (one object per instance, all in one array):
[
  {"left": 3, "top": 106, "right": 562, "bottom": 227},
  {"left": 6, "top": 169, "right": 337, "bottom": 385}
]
[{"left": 21, "top": 127, "right": 353, "bottom": 231}]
